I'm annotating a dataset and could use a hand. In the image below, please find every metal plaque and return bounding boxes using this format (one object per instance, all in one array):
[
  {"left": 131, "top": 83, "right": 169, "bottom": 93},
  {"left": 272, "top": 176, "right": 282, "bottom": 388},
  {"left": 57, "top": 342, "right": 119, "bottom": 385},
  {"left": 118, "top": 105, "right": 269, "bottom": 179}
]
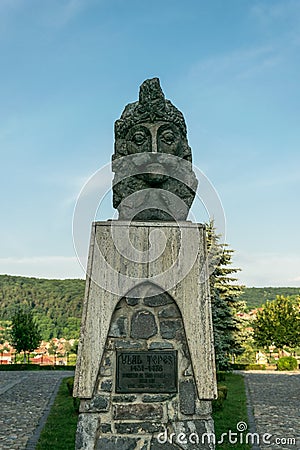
[{"left": 116, "top": 350, "right": 178, "bottom": 393}]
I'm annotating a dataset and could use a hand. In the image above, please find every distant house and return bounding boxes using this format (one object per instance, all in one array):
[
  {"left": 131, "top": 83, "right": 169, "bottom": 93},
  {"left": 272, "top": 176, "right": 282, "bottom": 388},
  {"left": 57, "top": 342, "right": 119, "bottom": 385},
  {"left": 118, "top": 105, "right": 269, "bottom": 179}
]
[
  {"left": 0, "top": 351, "right": 12, "bottom": 364},
  {"left": 31, "top": 354, "right": 55, "bottom": 365},
  {"left": 0, "top": 337, "right": 75, "bottom": 365}
]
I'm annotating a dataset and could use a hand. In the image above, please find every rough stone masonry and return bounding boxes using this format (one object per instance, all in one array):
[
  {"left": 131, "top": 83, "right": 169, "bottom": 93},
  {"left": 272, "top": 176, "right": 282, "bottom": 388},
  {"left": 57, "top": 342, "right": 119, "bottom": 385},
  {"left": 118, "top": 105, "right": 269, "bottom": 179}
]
[{"left": 74, "top": 79, "right": 217, "bottom": 450}]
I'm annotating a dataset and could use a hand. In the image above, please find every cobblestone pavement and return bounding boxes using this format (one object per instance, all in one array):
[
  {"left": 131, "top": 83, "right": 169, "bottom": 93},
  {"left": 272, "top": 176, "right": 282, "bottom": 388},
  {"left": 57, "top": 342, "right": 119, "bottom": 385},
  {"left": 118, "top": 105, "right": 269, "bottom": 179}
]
[
  {"left": 0, "top": 370, "right": 74, "bottom": 450},
  {"left": 243, "top": 371, "right": 300, "bottom": 450}
]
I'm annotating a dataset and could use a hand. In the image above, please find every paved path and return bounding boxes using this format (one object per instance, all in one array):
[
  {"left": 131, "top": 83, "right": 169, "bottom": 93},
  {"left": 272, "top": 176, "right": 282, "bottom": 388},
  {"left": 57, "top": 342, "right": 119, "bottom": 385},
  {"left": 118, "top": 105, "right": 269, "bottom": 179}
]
[
  {"left": 243, "top": 371, "right": 300, "bottom": 450},
  {"left": 0, "top": 370, "right": 74, "bottom": 450},
  {"left": 1, "top": 370, "right": 299, "bottom": 450}
]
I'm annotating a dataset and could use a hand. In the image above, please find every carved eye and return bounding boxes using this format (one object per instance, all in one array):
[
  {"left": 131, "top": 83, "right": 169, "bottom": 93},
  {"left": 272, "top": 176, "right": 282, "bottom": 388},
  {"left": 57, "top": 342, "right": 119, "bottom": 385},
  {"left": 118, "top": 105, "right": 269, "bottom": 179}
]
[
  {"left": 160, "top": 130, "right": 175, "bottom": 145},
  {"left": 132, "top": 131, "right": 147, "bottom": 145}
]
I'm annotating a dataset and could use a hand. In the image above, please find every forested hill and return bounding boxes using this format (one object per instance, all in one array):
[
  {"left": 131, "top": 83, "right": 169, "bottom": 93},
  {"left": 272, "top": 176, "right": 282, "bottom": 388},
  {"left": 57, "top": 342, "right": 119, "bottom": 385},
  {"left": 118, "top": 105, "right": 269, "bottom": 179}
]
[
  {"left": 1, "top": 275, "right": 299, "bottom": 339},
  {"left": 239, "top": 286, "right": 300, "bottom": 310},
  {"left": 0, "top": 274, "right": 85, "bottom": 340}
]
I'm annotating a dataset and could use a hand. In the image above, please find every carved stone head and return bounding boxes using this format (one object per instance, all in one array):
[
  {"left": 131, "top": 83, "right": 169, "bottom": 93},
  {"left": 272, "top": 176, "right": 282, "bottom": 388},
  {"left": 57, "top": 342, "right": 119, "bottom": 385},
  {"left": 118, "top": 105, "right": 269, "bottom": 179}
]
[{"left": 112, "top": 78, "right": 198, "bottom": 221}]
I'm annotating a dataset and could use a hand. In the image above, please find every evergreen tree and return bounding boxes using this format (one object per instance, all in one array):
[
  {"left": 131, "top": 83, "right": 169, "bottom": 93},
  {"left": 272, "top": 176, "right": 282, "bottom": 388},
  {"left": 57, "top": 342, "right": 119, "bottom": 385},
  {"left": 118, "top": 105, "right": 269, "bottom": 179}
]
[
  {"left": 206, "top": 221, "right": 246, "bottom": 370},
  {"left": 253, "top": 296, "right": 300, "bottom": 352},
  {"left": 10, "top": 307, "right": 41, "bottom": 363}
]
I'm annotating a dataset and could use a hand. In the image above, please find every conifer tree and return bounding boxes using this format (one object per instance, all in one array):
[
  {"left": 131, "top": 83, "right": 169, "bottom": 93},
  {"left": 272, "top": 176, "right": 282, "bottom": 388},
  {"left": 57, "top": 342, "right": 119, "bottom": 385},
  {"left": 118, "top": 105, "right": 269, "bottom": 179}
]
[{"left": 206, "top": 221, "right": 246, "bottom": 370}]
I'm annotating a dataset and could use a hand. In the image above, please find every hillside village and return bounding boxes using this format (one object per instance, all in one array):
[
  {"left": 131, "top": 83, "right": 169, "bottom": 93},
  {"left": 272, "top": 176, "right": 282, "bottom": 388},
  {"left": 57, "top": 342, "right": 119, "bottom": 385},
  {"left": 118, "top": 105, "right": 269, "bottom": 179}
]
[
  {"left": 0, "top": 275, "right": 299, "bottom": 369},
  {"left": 0, "top": 336, "right": 78, "bottom": 365},
  {"left": 1, "top": 304, "right": 298, "bottom": 367}
]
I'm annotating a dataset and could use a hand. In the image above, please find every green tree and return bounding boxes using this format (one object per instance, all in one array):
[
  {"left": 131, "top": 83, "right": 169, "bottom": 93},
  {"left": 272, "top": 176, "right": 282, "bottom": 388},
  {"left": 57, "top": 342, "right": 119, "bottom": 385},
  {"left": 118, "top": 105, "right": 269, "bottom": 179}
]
[
  {"left": 206, "top": 221, "right": 246, "bottom": 370},
  {"left": 10, "top": 307, "right": 41, "bottom": 363},
  {"left": 253, "top": 296, "right": 300, "bottom": 353},
  {"left": 0, "top": 274, "right": 84, "bottom": 339},
  {"left": 63, "top": 317, "right": 81, "bottom": 339},
  {"left": 48, "top": 340, "right": 59, "bottom": 355},
  {"left": 0, "top": 320, "right": 11, "bottom": 344}
]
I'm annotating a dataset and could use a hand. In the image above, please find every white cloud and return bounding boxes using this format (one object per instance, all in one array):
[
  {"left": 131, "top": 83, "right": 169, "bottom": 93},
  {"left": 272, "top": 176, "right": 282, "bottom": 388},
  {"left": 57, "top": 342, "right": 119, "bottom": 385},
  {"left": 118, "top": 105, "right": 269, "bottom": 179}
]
[
  {"left": 55, "top": 0, "right": 86, "bottom": 26},
  {"left": 45, "top": 0, "right": 95, "bottom": 28},
  {"left": 189, "top": 1, "right": 300, "bottom": 87},
  {"left": 251, "top": 0, "right": 300, "bottom": 26},
  {"left": 233, "top": 251, "right": 300, "bottom": 287},
  {"left": 189, "top": 45, "right": 281, "bottom": 83},
  {"left": 0, "top": 256, "right": 85, "bottom": 279},
  {"left": 2, "top": 251, "right": 299, "bottom": 288}
]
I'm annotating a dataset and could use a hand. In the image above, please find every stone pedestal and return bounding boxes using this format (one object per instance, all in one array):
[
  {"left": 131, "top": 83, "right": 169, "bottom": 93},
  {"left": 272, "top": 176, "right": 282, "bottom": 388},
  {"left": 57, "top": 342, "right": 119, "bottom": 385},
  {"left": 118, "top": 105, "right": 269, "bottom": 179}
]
[{"left": 74, "top": 221, "right": 217, "bottom": 449}]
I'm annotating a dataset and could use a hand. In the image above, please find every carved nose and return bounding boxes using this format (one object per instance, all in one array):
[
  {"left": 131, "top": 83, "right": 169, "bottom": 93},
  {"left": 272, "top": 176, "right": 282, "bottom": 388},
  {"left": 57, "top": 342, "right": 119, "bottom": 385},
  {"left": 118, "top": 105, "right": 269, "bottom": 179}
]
[{"left": 151, "top": 131, "right": 158, "bottom": 153}]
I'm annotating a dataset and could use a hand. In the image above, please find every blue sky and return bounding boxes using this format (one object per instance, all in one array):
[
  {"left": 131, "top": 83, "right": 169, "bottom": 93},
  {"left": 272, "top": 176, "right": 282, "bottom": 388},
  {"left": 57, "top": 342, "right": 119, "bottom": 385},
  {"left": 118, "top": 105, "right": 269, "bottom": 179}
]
[{"left": 1, "top": 0, "right": 299, "bottom": 287}]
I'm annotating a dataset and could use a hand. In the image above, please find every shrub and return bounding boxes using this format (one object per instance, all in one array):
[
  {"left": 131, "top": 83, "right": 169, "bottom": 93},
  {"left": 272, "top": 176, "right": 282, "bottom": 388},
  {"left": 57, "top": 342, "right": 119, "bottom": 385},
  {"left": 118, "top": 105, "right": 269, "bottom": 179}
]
[
  {"left": 212, "top": 384, "right": 228, "bottom": 412},
  {"left": 0, "top": 364, "right": 76, "bottom": 371},
  {"left": 0, "top": 364, "right": 40, "bottom": 371},
  {"left": 245, "top": 364, "right": 266, "bottom": 370},
  {"left": 277, "top": 356, "right": 298, "bottom": 371},
  {"left": 230, "top": 363, "right": 266, "bottom": 370},
  {"left": 73, "top": 397, "right": 80, "bottom": 414},
  {"left": 217, "top": 371, "right": 226, "bottom": 382},
  {"left": 230, "top": 363, "right": 247, "bottom": 370},
  {"left": 39, "top": 365, "right": 76, "bottom": 371},
  {"left": 65, "top": 377, "right": 80, "bottom": 413},
  {"left": 218, "top": 384, "right": 228, "bottom": 399},
  {"left": 66, "top": 377, "right": 74, "bottom": 395}
]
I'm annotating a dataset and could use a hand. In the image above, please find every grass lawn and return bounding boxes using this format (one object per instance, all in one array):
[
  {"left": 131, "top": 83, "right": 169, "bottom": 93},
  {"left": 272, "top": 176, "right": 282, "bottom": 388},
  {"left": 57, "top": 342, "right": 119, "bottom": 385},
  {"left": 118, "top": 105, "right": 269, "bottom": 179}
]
[
  {"left": 213, "top": 373, "right": 251, "bottom": 449},
  {"left": 36, "top": 378, "right": 77, "bottom": 450},
  {"left": 37, "top": 373, "right": 250, "bottom": 449}
]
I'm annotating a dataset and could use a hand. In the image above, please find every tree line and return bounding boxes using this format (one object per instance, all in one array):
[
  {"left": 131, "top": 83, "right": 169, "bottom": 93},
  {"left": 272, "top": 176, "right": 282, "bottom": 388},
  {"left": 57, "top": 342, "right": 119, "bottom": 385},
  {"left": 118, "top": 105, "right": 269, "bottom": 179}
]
[
  {"left": 239, "top": 286, "right": 300, "bottom": 310},
  {"left": 0, "top": 275, "right": 84, "bottom": 340},
  {"left": 1, "top": 230, "right": 299, "bottom": 368}
]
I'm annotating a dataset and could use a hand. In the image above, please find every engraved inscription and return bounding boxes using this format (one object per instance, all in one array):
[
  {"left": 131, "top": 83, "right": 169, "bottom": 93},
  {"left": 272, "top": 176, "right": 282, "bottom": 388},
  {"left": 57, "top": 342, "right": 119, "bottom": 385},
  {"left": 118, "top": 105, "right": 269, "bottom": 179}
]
[{"left": 116, "top": 351, "right": 177, "bottom": 393}]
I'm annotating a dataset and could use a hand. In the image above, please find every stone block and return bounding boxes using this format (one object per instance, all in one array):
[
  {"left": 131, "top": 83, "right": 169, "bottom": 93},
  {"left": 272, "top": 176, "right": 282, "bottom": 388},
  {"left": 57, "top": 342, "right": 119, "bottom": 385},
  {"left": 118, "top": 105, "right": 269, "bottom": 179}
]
[
  {"left": 108, "top": 317, "right": 127, "bottom": 337},
  {"left": 115, "top": 340, "right": 143, "bottom": 349},
  {"left": 150, "top": 440, "right": 180, "bottom": 449},
  {"left": 158, "top": 305, "right": 181, "bottom": 318},
  {"left": 195, "top": 400, "right": 212, "bottom": 416},
  {"left": 179, "top": 380, "right": 196, "bottom": 415},
  {"left": 149, "top": 341, "right": 174, "bottom": 350},
  {"left": 171, "top": 419, "right": 214, "bottom": 449},
  {"left": 75, "top": 413, "right": 99, "bottom": 450},
  {"left": 126, "top": 296, "right": 139, "bottom": 306},
  {"left": 112, "top": 394, "right": 137, "bottom": 403},
  {"left": 100, "top": 424, "right": 112, "bottom": 433},
  {"left": 100, "top": 379, "right": 112, "bottom": 392},
  {"left": 115, "top": 422, "right": 163, "bottom": 434},
  {"left": 113, "top": 403, "right": 163, "bottom": 420},
  {"left": 142, "top": 393, "right": 176, "bottom": 403},
  {"left": 160, "top": 319, "right": 182, "bottom": 339},
  {"left": 100, "top": 366, "right": 112, "bottom": 376},
  {"left": 144, "top": 293, "right": 173, "bottom": 307},
  {"left": 95, "top": 436, "right": 140, "bottom": 450},
  {"left": 167, "top": 399, "right": 179, "bottom": 421},
  {"left": 81, "top": 395, "right": 110, "bottom": 413},
  {"left": 99, "top": 355, "right": 112, "bottom": 376},
  {"left": 130, "top": 310, "right": 158, "bottom": 339}
]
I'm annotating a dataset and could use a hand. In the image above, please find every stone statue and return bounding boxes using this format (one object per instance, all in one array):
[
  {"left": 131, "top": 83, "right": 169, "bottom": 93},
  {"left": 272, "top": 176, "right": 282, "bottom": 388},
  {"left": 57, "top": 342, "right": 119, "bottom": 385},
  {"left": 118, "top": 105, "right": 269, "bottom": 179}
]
[
  {"left": 74, "top": 79, "right": 216, "bottom": 450},
  {"left": 112, "top": 78, "right": 198, "bottom": 221}
]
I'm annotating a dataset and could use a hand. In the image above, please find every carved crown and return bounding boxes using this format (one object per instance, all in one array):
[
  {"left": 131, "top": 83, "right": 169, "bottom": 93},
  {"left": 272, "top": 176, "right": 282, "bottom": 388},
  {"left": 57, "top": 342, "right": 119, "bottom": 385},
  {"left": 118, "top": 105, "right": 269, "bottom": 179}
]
[{"left": 115, "top": 78, "right": 187, "bottom": 139}]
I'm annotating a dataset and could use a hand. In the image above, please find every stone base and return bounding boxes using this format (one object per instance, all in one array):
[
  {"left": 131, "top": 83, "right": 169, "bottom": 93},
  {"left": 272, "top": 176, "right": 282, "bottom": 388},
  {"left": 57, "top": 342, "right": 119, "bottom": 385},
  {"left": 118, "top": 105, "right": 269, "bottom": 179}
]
[
  {"left": 74, "top": 222, "right": 216, "bottom": 450},
  {"left": 75, "top": 282, "right": 215, "bottom": 449},
  {"left": 76, "top": 415, "right": 215, "bottom": 449}
]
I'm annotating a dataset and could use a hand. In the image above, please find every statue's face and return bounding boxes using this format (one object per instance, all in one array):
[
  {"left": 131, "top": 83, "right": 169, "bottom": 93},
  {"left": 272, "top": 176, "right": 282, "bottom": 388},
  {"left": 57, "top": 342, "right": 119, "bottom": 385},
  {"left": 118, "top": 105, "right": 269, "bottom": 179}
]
[{"left": 126, "top": 122, "right": 184, "bottom": 158}]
